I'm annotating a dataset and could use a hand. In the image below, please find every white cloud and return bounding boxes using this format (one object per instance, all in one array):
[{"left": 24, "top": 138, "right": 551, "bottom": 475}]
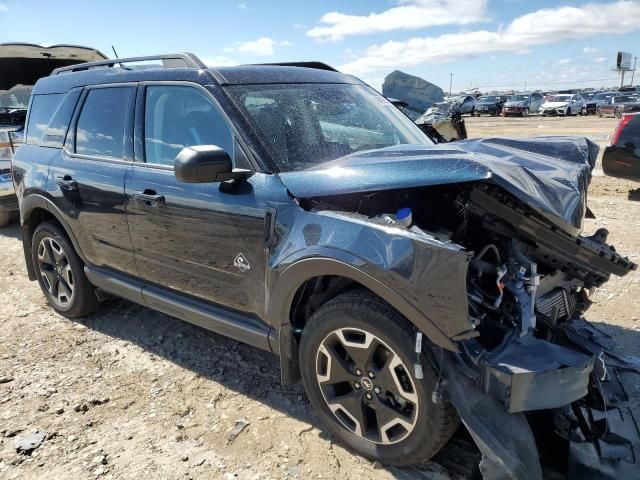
[
  {"left": 594, "top": 56, "right": 608, "bottom": 63},
  {"left": 557, "top": 58, "right": 571, "bottom": 65},
  {"left": 340, "top": 1, "right": 640, "bottom": 75},
  {"left": 225, "top": 37, "right": 293, "bottom": 56},
  {"left": 582, "top": 46, "right": 599, "bottom": 53},
  {"left": 0, "top": 4, "right": 7, "bottom": 12},
  {"left": 236, "top": 2, "right": 248, "bottom": 9},
  {"left": 306, "top": 0, "right": 489, "bottom": 42}
]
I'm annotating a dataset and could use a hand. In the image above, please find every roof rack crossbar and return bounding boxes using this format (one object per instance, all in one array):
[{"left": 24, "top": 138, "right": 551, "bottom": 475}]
[{"left": 51, "top": 52, "right": 206, "bottom": 75}]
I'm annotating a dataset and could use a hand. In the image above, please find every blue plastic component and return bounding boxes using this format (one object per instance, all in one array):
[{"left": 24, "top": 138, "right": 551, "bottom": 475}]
[{"left": 397, "top": 208, "right": 412, "bottom": 220}]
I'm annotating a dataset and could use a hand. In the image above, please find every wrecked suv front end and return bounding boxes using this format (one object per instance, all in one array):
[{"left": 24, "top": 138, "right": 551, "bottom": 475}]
[{"left": 278, "top": 137, "right": 639, "bottom": 479}]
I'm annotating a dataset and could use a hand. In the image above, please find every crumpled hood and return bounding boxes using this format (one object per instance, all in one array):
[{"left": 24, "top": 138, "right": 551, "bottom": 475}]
[
  {"left": 541, "top": 102, "right": 570, "bottom": 109},
  {"left": 279, "top": 136, "right": 598, "bottom": 235}
]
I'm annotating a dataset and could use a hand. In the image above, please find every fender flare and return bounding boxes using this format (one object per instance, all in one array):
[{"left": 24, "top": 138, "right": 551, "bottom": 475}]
[
  {"left": 268, "top": 257, "right": 458, "bottom": 364},
  {"left": 20, "top": 194, "right": 88, "bottom": 268}
]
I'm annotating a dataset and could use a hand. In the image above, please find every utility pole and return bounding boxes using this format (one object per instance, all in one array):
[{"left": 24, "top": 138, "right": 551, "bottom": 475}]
[
  {"left": 631, "top": 56, "right": 637, "bottom": 86},
  {"left": 449, "top": 73, "right": 453, "bottom": 97}
]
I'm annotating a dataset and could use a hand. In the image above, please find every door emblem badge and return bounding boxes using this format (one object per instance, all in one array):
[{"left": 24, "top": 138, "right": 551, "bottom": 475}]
[{"left": 234, "top": 253, "right": 251, "bottom": 272}]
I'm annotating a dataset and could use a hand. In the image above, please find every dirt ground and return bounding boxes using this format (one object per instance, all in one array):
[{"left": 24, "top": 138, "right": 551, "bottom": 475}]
[{"left": 1, "top": 115, "right": 639, "bottom": 480}]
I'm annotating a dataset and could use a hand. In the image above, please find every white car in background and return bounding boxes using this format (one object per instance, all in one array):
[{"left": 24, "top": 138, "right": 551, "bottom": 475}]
[{"left": 538, "top": 93, "right": 585, "bottom": 116}]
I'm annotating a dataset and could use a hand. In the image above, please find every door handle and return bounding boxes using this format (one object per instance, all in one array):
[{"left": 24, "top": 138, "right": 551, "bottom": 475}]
[
  {"left": 133, "top": 190, "right": 165, "bottom": 206},
  {"left": 56, "top": 175, "right": 78, "bottom": 191}
]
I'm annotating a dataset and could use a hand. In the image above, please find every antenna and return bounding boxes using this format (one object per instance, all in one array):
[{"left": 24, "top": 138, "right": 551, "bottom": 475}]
[{"left": 111, "top": 46, "right": 119, "bottom": 59}]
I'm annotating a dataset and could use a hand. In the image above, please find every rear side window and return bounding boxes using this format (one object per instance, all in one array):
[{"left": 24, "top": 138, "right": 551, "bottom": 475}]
[
  {"left": 26, "top": 94, "right": 64, "bottom": 145},
  {"left": 76, "top": 88, "right": 131, "bottom": 158},
  {"left": 144, "top": 85, "right": 233, "bottom": 166},
  {"left": 41, "top": 90, "right": 82, "bottom": 148}
]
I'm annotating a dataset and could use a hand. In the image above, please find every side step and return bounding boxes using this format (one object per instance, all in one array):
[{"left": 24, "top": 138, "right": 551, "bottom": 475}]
[{"left": 85, "top": 266, "right": 276, "bottom": 353}]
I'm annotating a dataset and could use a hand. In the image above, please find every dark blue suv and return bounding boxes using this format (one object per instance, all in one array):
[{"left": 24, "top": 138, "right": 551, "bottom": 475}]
[{"left": 11, "top": 53, "right": 639, "bottom": 477}]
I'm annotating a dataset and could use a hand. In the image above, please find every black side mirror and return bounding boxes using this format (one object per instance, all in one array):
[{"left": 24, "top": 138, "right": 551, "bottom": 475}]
[{"left": 174, "top": 145, "right": 249, "bottom": 183}]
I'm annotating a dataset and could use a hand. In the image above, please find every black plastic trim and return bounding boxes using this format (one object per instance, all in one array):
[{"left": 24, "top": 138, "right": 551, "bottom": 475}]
[{"left": 84, "top": 265, "right": 275, "bottom": 353}]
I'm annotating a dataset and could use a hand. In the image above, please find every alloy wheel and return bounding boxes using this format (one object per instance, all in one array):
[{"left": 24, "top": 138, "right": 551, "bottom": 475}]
[
  {"left": 37, "top": 236, "right": 75, "bottom": 308},
  {"left": 315, "top": 327, "right": 419, "bottom": 445}
]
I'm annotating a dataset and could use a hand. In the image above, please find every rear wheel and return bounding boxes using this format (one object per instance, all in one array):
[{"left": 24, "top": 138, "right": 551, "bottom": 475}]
[
  {"left": 597, "top": 107, "right": 603, "bottom": 118},
  {"left": 32, "top": 221, "right": 99, "bottom": 317},
  {"left": 299, "top": 290, "right": 458, "bottom": 466}
]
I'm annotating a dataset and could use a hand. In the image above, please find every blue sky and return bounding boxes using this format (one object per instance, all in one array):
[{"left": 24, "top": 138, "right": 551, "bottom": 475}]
[{"left": 1, "top": 0, "right": 639, "bottom": 93}]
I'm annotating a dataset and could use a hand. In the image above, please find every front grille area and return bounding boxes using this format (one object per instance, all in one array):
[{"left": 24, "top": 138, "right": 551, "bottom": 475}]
[{"left": 536, "top": 288, "right": 577, "bottom": 323}]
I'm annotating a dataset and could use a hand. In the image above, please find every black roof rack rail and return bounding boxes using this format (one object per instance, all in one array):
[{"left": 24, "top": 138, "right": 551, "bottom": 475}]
[
  {"left": 51, "top": 52, "right": 206, "bottom": 75},
  {"left": 254, "top": 61, "right": 338, "bottom": 72}
]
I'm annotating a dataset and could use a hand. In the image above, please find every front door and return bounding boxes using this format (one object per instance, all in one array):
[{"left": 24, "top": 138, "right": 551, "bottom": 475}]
[
  {"left": 48, "top": 85, "right": 137, "bottom": 275},
  {"left": 124, "top": 83, "right": 267, "bottom": 314}
]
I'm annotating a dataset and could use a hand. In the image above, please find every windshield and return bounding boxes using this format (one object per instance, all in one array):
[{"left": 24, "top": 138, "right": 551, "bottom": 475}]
[
  {"left": 547, "top": 95, "right": 572, "bottom": 102},
  {"left": 0, "top": 84, "right": 33, "bottom": 109},
  {"left": 396, "top": 104, "right": 422, "bottom": 121},
  {"left": 226, "top": 83, "right": 432, "bottom": 172},
  {"left": 478, "top": 96, "right": 501, "bottom": 102},
  {"left": 510, "top": 95, "right": 530, "bottom": 102},
  {"left": 594, "top": 93, "right": 615, "bottom": 101}
]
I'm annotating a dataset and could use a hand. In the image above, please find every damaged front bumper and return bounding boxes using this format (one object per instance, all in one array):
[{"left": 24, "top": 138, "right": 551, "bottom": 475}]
[{"left": 442, "top": 319, "right": 640, "bottom": 480}]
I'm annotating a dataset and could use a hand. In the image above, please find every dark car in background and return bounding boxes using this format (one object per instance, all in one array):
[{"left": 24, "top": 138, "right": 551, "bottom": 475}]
[
  {"left": 472, "top": 95, "right": 507, "bottom": 116},
  {"left": 583, "top": 91, "right": 617, "bottom": 115},
  {"left": 0, "top": 43, "right": 107, "bottom": 226},
  {"left": 603, "top": 113, "right": 640, "bottom": 198},
  {"left": 502, "top": 92, "right": 544, "bottom": 116},
  {"left": 597, "top": 94, "right": 640, "bottom": 118}
]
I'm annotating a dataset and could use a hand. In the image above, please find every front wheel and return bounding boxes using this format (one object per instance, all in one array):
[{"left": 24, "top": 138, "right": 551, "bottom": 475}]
[
  {"left": 597, "top": 107, "right": 603, "bottom": 118},
  {"left": 615, "top": 108, "right": 622, "bottom": 119},
  {"left": 522, "top": 108, "right": 529, "bottom": 117},
  {"left": 32, "top": 221, "right": 99, "bottom": 317},
  {"left": 299, "top": 291, "right": 458, "bottom": 466}
]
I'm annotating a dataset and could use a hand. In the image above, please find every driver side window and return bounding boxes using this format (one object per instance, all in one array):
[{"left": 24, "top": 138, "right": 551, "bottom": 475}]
[{"left": 144, "top": 85, "right": 233, "bottom": 166}]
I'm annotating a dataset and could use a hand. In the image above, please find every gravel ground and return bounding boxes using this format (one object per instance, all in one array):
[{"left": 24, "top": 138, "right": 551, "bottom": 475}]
[{"left": 0, "top": 115, "right": 638, "bottom": 480}]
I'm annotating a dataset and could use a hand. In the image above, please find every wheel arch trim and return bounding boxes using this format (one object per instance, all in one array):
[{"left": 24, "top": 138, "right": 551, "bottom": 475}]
[
  {"left": 268, "top": 257, "right": 459, "bottom": 362},
  {"left": 20, "top": 194, "right": 88, "bottom": 279}
]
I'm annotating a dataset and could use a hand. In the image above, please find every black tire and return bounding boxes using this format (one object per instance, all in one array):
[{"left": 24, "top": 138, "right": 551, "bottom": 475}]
[
  {"left": 614, "top": 108, "right": 622, "bottom": 119},
  {"left": 299, "top": 290, "right": 459, "bottom": 466},
  {"left": 597, "top": 107, "right": 603, "bottom": 118},
  {"left": 522, "top": 108, "right": 529, "bottom": 117},
  {"left": 566, "top": 107, "right": 571, "bottom": 116},
  {"left": 31, "top": 221, "right": 99, "bottom": 318}
]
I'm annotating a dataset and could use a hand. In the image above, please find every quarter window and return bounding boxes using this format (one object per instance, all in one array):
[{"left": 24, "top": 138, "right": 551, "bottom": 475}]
[
  {"left": 75, "top": 87, "right": 131, "bottom": 158},
  {"left": 26, "top": 94, "right": 64, "bottom": 145},
  {"left": 144, "top": 85, "right": 233, "bottom": 166}
]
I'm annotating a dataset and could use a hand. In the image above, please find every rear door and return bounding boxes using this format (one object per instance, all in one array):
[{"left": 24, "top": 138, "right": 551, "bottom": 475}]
[
  {"left": 124, "top": 83, "right": 267, "bottom": 314},
  {"left": 48, "top": 85, "right": 137, "bottom": 275}
]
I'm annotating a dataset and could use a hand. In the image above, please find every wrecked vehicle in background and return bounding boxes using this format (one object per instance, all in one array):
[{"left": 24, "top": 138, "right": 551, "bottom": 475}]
[
  {"left": 389, "top": 98, "right": 468, "bottom": 143},
  {"left": 502, "top": 92, "right": 545, "bottom": 116},
  {"left": 0, "top": 43, "right": 107, "bottom": 226},
  {"left": 12, "top": 55, "right": 639, "bottom": 479},
  {"left": 414, "top": 101, "right": 468, "bottom": 142}
]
